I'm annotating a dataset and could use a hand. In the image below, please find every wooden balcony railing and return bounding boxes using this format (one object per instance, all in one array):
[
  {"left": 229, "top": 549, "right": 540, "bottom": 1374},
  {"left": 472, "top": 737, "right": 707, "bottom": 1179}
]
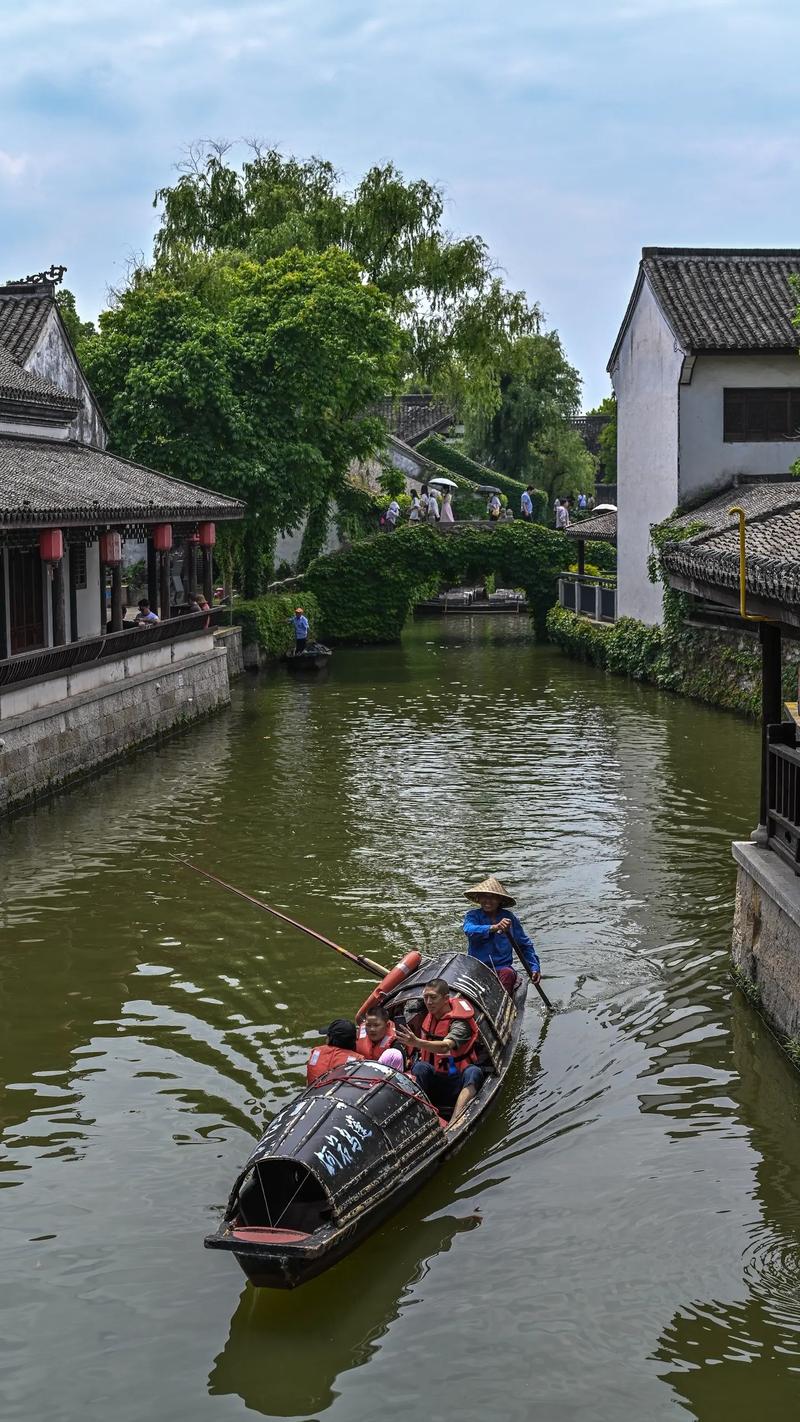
[
  {"left": 0, "top": 608, "right": 229, "bottom": 692},
  {"left": 558, "top": 573, "right": 617, "bottom": 623}
]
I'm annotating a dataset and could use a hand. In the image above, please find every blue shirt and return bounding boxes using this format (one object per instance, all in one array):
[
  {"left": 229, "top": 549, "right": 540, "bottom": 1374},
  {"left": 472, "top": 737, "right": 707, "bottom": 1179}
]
[
  {"left": 293, "top": 614, "right": 309, "bottom": 637},
  {"left": 521, "top": 491, "right": 533, "bottom": 515},
  {"left": 463, "top": 908, "right": 540, "bottom": 976}
]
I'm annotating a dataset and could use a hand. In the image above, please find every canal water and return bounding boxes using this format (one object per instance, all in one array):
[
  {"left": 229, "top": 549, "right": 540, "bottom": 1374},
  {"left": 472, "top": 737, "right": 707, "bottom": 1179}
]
[{"left": 2, "top": 617, "right": 799, "bottom": 1421}]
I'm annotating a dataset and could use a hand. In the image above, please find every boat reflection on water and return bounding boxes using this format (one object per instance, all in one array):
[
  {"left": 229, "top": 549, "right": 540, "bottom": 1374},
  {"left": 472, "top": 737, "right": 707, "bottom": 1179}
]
[
  {"left": 208, "top": 1043, "right": 543, "bottom": 1417},
  {"left": 208, "top": 1208, "right": 483, "bottom": 1417}
]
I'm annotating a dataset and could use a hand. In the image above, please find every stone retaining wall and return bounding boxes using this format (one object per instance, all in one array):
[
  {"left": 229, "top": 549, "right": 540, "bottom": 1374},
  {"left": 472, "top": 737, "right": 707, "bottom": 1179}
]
[
  {"left": 214, "top": 624, "right": 244, "bottom": 679},
  {"left": 732, "top": 840, "right": 800, "bottom": 1041},
  {"left": 0, "top": 635, "right": 230, "bottom": 817}
]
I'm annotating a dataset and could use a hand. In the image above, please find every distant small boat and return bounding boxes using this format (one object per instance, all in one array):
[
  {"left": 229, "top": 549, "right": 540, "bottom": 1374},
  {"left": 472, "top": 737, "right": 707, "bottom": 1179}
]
[
  {"left": 283, "top": 643, "right": 332, "bottom": 672},
  {"left": 204, "top": 952, "right": 527, "bottom": 1288}
]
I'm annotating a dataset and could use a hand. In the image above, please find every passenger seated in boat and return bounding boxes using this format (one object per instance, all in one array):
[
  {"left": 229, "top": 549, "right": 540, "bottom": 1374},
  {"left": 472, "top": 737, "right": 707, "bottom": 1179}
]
[
  {"left": 395, "top": 978, "right": 484, "bottom": 1128},
  {"left": 306, "top": 1019, "right": 360, "bottom": 1084},
  {"left": 356, "top": 1005, "right": 403, "bottom": 1064}
]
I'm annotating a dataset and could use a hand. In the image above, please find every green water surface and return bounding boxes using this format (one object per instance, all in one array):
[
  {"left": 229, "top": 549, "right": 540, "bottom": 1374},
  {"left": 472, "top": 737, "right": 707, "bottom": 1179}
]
[{"left": 2, "top": 616, "right": 799, "bottom": 1422}]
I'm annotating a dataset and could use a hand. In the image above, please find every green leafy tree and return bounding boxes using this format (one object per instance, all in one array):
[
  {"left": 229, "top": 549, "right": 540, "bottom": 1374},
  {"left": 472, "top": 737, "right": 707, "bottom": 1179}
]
[
  {"left": 56, "top": 289, "right": 95, "bottom": 354},
  {"left": 463, "top": 331, "right": 585, "bottom": 491},
  {"left": 152, "top": 141, "right": 538, "bottom": 417},
  {"left": 82, "top": 248, "right": 401, "bottom": 595},
  {"left": 527, "top": 423, "right": 596, "bottom": 505},
  {"left": 587, "top": 394, "right": 617, "bottom": 481}
]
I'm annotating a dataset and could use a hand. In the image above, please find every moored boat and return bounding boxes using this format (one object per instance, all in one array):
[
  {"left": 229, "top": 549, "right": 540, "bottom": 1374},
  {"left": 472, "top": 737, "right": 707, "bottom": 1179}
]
[
  {"left": 204, "top": 952, "right": 527, "bottom": 1288},
  {"left": 283, "top": 642, "right": 332, "bottom": 672}
]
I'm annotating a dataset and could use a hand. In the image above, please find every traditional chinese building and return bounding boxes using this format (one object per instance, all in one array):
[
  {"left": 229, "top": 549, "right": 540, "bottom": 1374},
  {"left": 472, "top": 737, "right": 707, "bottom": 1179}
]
[
  {"left": 0, "top": 268, "right": 245, "bottom": 816},
  {"left": 661, "top": 485, "right": 800, "bottom": 1045}
]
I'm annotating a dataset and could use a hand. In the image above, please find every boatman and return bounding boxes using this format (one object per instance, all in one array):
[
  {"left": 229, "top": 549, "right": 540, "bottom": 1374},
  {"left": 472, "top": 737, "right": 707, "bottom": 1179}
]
[
  {"left": 462, "top": 875, "right": 540, "bottom": 994},
  {"left": 395, "top": 978, "right": 483, "bottom": 1128},
  {"left": 292, "top": 606, "right": 309, "bottom": 655}
]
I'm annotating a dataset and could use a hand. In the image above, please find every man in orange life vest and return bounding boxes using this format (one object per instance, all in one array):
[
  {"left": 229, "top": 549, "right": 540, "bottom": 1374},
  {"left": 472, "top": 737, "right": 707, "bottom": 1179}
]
[
  {"left": 306, "top": 1019, "right": 360, "bottom": 1085},
  {"left": 395, "top": 978, "right": 483, "bottom": 1127}
]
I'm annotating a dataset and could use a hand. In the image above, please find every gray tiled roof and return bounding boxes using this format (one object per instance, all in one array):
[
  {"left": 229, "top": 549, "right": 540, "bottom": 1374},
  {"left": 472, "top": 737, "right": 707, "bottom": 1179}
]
[
  {"left": 662, "top": 480, "right": 800, "bottom": 606},
  {"left": 0, "top": 293, "right": 53, "bottom": 362},
  {"left": 0, "top": 436, "right": 245, "bottom": 526},
  {"left": 610, "top": 249, "right": 800, "bottom": 369},
  {"left": 564, "top": 510, "right": 617, "bottom": 543},
  {"left": 0, "top": 344, "right": 81, "bottom": 413}
]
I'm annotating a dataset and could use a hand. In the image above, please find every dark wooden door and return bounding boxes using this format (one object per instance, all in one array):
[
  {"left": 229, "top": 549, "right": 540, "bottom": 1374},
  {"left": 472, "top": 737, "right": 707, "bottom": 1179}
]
[{"left": 9, "top": 548, "right": 45, "bottom": 653}]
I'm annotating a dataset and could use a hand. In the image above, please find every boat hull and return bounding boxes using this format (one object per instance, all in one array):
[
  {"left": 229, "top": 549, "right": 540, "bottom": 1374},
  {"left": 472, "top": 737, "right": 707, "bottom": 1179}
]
[{"left": 205, "top": 955, "right": 528, "bottom": 1288}]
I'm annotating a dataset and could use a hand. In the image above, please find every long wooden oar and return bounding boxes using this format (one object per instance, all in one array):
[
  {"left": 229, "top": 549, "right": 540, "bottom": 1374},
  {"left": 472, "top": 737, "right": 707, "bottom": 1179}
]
[
  {"left": 180, "top": 861, "right": 388, "bottom": 978},
  {"left": 507, "top": 924, "right": 555, "bottom": 1013}
]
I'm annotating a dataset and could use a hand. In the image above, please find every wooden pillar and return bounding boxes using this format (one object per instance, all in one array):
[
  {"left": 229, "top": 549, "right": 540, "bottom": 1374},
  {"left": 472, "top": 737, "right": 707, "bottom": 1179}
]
[
  {"left": 160, "top": 550, "right": 171, "bottom": 622},
  {"left": 759, "top": 622, "right": 782, "bottom": 830},
  {"left": 52, "top": 558, "right": 66, "bottom": 646},
  {"left": 201, "top": 546, "right": 213, "bottom": 604},
  {"left": 186, "top": 538, "right": 197, "bottom": 601},
  {"left": 111, "top": 564, "right": 123, "bottom": 632},
  {"left": 147, "top": 539, "right": 158, "bottom": 607},
  {"left": 68, "top": 546, "right": 79, "bottom": 641},
  {"left": 577, "top": 539, "right": 585, "bottom": 576}
]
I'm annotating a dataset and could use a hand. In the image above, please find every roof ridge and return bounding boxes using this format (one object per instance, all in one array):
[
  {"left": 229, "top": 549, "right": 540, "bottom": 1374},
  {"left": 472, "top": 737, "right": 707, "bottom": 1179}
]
[{"left": 643, "top": 247, "right": 800, "bottom": 260}]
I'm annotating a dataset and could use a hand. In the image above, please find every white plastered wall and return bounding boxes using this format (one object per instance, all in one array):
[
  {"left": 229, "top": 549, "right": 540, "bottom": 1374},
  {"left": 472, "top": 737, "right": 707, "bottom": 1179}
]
[
  {"left": 72, "top": 541, "right": 102, "bottom": 638},
  {"left": 679, "top": 354, "right": 800, "bottom": 503},
  {"left": 612, "top": 277, "right": 683, "bottom": 625}
]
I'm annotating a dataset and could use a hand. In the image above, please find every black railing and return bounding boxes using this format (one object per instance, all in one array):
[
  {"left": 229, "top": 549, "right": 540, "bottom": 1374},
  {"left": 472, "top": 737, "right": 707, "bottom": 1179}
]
[
  {"left": 767, "top": 724, "right": 800, "bottom": 871},
  {"left": 0, "top": 608, "right": 228, "bottom": 691},
  {"left": 558, "top": 573, "right": 617, "bottom": 622}
]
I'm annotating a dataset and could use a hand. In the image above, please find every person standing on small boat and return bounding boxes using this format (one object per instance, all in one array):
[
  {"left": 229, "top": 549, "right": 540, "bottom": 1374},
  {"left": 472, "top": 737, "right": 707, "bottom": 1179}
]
[
  {"left": 306, "top": 1020, "right": 360, "bottom": 1084},
  {"left": 396, "top": 979, "right": 483, "bottom": 1128},
  {"left": 292, "top": 606, "right": 309, "bottom": 655},
  {"left": 463, "top": 876, "right": 540, "bottom": 993}
]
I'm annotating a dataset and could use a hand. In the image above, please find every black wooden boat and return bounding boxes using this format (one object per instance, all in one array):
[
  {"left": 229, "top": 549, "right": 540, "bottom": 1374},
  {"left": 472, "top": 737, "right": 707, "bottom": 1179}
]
[
  {"left": 204, "top": 952, "right": 527, "bottom": 1288},
  {"left": 283, "top": 642, "right": 332, "bottom": 672}
]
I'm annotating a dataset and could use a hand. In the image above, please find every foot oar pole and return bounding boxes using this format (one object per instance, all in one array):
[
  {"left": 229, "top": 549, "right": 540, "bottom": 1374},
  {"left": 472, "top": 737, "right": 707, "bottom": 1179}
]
[
  {"left": 507, "top": 927, "right": 555, "bottom": 1013},
  {"left": 179, "top": 861, "right": 388, "bottom": 979}
]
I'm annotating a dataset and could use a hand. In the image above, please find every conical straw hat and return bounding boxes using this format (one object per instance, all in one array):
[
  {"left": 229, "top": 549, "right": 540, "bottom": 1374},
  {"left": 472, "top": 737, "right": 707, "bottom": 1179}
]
[{"left": 465, "top": 875, "right": 516, "bottom": 907}]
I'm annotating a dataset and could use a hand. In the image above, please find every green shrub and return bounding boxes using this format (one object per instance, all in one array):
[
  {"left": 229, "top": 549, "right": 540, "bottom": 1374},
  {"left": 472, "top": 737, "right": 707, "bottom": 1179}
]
[{"left": 234, "top": 590, "right": 322, "bottom": 656}]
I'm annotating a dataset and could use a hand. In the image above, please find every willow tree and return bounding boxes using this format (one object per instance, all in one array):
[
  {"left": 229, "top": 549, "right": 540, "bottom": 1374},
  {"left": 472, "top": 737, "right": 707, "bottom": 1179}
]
[{"left": 152, "top": 141, "right": 539, "bottom": 418}]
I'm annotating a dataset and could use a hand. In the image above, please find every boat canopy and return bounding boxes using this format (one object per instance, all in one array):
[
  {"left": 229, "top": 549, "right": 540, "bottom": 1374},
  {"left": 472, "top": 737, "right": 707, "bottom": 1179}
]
[
  {"left": 388, "top": 951, "right": 518, "bottom": 1072},
  {"left": 230, "top": 1061, "right": 442, "bottom": 1231}
]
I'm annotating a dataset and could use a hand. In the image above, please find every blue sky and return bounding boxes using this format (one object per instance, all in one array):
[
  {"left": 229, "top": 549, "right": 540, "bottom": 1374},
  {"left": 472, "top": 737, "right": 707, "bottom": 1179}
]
[{"left": 2, "top": 0, "right": 799, "bottom": 404}]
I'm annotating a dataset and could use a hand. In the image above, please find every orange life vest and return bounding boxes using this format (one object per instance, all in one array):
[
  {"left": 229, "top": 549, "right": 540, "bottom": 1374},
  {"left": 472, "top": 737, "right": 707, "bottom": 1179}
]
[
  {"left": 418, "top": 997, "right": 480, "bottom": 1074},
  {"left": 306, "top": 1044, "right": 360, "bottom": 1084},
  {"left": 356, "top": 1021, "right": 397, "bottom": 1061}
]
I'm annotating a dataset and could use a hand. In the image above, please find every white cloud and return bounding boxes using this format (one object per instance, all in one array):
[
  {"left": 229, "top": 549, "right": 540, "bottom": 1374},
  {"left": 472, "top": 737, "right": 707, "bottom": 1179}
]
[{"left": 0, "top": 149, "right": 27, "bottom": 180}]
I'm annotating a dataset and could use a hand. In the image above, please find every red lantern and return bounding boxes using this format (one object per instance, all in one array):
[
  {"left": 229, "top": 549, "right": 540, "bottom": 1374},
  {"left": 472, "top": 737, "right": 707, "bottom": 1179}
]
[
  {"left": 99, "top": 531, "right": 122, "bottom": 566},
  {"left": 198, "top": 521, "right": 216, "bottom": 548},
  {"left": 152, "top": 523, "right": 173, "bottom": 552},
  {"left": 39, "top": 529, "right": 64, "bottom": 563}
]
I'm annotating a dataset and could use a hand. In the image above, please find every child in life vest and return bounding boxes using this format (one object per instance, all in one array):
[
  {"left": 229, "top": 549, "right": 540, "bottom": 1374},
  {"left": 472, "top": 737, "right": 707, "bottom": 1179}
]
[{"left": 356, "top": 1004, "right": 403, "bottom": 1064}]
